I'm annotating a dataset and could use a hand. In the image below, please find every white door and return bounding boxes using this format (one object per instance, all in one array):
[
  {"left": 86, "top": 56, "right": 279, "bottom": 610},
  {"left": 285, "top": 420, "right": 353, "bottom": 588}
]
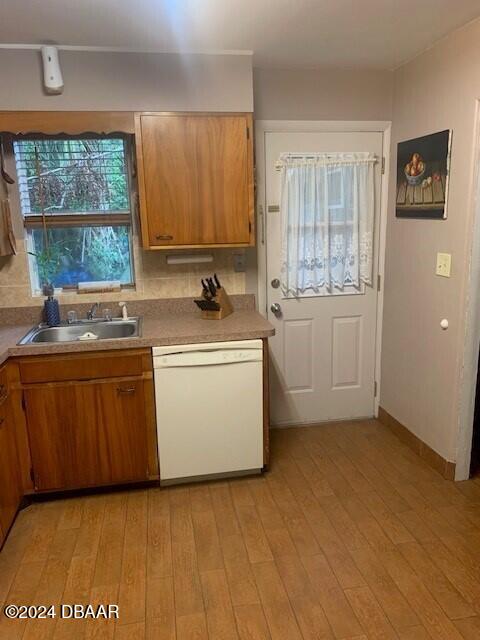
[{"left": 265, "top": 131, "right": 383, "bottom": 425}]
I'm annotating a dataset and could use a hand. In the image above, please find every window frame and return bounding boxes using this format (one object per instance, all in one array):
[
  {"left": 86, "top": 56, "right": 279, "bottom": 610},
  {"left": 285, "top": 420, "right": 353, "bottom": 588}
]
[{"left": 9, "top": 132, "right": 136, "bottom": 293}]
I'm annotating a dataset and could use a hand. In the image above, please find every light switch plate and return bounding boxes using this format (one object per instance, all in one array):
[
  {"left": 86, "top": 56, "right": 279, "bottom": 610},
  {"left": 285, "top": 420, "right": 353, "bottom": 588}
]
[{"left": 436, "top": 252, "right": 452, "bottom": 278}]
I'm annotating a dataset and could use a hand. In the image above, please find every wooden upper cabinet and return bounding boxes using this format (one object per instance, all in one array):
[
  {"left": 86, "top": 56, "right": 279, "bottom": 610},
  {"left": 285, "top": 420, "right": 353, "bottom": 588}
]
[{"left": 135, "top": 113, "right": 254, "bottom": 249}]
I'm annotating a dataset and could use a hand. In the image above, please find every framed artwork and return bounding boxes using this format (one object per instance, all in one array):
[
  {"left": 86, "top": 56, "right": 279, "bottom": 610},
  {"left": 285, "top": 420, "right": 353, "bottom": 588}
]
[{"left": 396, "top": 129, "right": 452, "bottom": 219}]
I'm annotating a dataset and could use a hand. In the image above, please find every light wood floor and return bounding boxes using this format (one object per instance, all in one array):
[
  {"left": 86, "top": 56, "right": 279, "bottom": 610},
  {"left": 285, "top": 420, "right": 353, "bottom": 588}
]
[{"left": 1, "top": 420, "right": 480, "bottom": 640}]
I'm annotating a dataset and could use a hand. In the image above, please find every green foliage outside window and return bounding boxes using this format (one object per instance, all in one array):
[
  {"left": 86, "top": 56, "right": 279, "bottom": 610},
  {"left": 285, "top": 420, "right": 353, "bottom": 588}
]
[{"left": 29, "top": 226, "right": 132, "bottom": 288}]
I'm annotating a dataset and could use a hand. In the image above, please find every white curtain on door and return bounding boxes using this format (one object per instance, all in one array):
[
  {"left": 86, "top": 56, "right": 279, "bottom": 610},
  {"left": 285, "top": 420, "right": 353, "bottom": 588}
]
[{"left": 279, "top": 151, "right": 376, "bottom": 297}]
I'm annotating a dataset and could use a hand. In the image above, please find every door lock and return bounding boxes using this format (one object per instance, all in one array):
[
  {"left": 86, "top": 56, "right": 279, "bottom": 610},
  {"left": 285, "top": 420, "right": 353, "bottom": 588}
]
[
  {"left": 270, "top": 303, "right": 282, "bottom": 316},
  {"left": 271, "top": 278, "right": 280, "bottom": 289}
]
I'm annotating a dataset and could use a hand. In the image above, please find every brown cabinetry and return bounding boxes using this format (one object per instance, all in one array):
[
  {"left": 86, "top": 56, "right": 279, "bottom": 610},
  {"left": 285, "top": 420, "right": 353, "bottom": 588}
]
[
  {"left": 0, "top": 365, "right": 22, "bottom": 545},
  {"left": 20, "top": 349, "right": 158, "bottom": 492},
  {"left": 135, "top": 113, "right": 254, "bottom": 249}
]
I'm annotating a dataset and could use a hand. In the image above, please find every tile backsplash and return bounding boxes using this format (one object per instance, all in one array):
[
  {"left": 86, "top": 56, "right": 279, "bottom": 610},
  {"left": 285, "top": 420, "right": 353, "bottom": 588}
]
[{"left": 0, "top": 233, "right": 246, "bottom": 308}]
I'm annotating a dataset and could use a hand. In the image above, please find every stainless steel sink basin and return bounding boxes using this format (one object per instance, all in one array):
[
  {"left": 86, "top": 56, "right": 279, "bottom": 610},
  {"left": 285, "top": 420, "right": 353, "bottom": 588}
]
[{"left": 18, "top": 318, "right": 142, "bottom": 345}]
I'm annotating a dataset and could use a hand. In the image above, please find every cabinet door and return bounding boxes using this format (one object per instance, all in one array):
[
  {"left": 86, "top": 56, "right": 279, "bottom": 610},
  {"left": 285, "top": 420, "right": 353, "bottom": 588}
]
[
  {"left": 136, "top": 114, "right": 254, "bottom": 248},
  {"left": 0, "top": 395, "right": 21, "bottom": 539},
  {"left": 25, "top": 378, "right": 149, "bottom": 491}
]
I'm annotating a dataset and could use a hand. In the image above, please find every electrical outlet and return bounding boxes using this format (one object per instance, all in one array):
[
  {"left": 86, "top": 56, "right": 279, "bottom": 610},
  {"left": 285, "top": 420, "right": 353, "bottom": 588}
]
[
  {"left": 233, "top": 251, "right": 246, "bottom": 272},
  {"left": 436, "top": 252, "right": 452, "bottom": 278}
]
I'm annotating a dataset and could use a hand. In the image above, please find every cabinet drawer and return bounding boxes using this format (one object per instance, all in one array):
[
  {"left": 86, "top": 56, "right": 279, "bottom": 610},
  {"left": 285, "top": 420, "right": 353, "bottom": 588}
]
[{"left": 18, "top": 349, "right": 152, "bottom": 384}]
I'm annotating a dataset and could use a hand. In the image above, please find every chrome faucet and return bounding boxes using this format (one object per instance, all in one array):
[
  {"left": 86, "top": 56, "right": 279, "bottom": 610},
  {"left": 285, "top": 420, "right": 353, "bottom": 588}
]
[{"left": 86, "top": 302, "right": 100, "bottom": 320}]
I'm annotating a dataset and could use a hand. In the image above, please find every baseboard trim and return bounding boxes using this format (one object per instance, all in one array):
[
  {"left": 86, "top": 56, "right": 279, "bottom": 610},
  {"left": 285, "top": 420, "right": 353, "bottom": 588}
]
[
  {"left": 270, "top": 416, "right": 375, "bottom": 429},
  {"left": 378, "top": 407, "right": 456, "bottom": 480}
]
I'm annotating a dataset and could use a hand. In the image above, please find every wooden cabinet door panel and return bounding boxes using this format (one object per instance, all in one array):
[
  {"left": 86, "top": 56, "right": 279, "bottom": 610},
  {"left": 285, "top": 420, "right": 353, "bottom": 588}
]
[
  {"left": 138, "top": 114, "right": 252, "bottom": 247},
  {"left": 0, "top": 397, "right": 21, "bottom": 536},
  {"left": 94, "top": 379, "right": 149, "bottom": 484},
  {"left": 25, "top": 378, "right": 149, "bottom": 491}
]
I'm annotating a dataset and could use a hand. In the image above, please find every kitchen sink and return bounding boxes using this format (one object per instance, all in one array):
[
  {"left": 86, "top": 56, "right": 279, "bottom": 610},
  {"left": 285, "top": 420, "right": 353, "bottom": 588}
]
[{"left": 17, "top": 318, "right": 142, "bottom": 345}]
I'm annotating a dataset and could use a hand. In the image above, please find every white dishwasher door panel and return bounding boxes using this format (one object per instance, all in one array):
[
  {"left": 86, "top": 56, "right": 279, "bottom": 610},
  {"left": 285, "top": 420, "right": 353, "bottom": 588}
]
[{"left": 155, "top": 345, "right": 263, "bottom": 481}]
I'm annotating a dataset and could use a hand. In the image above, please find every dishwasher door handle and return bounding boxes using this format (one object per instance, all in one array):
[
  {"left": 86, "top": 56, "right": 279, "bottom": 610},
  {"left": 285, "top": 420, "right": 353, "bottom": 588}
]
[
  {"left": 154, "top": 357, "right": 262, "bottom": 369},
  {"left": 154, "top": 350, "right": 262, "bottom": 369}
]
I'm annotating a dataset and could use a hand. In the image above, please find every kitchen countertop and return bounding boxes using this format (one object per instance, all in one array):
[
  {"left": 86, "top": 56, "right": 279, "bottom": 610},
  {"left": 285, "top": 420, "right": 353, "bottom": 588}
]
[{"left": 0, "top": 310, "right": 275, "bottom": 366}]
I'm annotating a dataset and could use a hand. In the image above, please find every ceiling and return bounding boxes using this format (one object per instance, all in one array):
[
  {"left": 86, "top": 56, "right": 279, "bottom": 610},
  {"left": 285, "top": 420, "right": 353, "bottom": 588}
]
[{"left": 0, "top": 0, "right": 479, "bottom": 70}]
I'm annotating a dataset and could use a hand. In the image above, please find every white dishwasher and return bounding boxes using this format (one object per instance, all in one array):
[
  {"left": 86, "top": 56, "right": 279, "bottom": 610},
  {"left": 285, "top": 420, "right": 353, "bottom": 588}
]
[{"left": 153, "top": 340, "right": 263, "bottom": 484}]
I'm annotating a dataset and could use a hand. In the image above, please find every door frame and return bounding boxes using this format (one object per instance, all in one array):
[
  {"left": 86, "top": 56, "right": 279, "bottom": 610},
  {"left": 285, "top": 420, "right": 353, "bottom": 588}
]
[
  {"left": 456, "top": 99, "right": 480, "bottom": 481},
  {"left": 255, "top": 120, "right": 392, "bottom": 417}
]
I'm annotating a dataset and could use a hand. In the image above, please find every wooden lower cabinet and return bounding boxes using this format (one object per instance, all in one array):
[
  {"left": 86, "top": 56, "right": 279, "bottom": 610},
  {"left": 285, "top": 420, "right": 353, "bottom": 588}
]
[
  {"left": 19, "top": 349, "right": 158, "bottom": 492},
  {"left": 0, "top": 368, "right": 22, "bottom": 545},
  {"left": 24, "top": 378, "right": 148, "bottom": 491}
]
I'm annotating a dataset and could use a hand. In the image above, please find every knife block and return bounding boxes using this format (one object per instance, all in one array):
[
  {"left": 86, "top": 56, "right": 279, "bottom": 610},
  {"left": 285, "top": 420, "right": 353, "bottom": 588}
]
[{"left": 200, "top": 287, "right": 234, "bottom": 320}]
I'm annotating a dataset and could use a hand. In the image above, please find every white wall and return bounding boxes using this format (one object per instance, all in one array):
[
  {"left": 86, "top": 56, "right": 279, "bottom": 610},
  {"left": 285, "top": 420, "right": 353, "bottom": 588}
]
[
  {"left": 0, "top": 49, "right": 253, "bottom": 112},
  {"left": 253, "top": 67, "right": 393, "bottom": 121},
  {"left": 381, "top": 18, "right": 480, "bottom": 464}
]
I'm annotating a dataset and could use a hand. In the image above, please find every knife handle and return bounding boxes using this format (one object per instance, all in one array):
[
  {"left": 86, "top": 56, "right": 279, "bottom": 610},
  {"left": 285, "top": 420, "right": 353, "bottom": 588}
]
[
  {"left": 207, "top": 279, "right": 217, "bottom": 297},
  {"left": 201, "top": 279, "right": 211, "bottom": 299}
]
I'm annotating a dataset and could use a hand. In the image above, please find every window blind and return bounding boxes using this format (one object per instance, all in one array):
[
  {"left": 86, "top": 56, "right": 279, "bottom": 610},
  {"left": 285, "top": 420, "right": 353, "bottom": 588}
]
[{"left": 13, "top": 137, "right": 131, "bottom": 224}]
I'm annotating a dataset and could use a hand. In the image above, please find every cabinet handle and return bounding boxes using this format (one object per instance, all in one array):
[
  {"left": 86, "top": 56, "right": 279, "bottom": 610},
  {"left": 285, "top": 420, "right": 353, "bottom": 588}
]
[
  {"left": 155, "top": 234, "right": 173, "bottom": 241},
  {"left": 117, "top": 386, "right": 136, "bottom": 394},
  {"left": 0, "top": 417, "right": 4, "bottom": 428}
]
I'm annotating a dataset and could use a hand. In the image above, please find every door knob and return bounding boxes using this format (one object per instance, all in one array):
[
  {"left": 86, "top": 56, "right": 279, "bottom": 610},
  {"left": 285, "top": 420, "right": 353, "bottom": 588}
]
[
  {"left": 270, "top": 303, "right": 282, "bottom": 316},
  {"left": 271, "top": 278, "right": 280, "bottom": 289}
]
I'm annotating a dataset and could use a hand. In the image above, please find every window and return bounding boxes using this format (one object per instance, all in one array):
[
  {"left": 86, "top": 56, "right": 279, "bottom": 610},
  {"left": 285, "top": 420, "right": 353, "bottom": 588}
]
[{"left": 13, "top": 135, "right": 134, "bottom": 292}]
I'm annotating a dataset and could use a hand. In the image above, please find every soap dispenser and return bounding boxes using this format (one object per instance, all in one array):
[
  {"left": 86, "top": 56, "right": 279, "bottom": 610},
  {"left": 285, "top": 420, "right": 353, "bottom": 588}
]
[{"left": 43, "top": 283, "right": 61, "bottom": 326}]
